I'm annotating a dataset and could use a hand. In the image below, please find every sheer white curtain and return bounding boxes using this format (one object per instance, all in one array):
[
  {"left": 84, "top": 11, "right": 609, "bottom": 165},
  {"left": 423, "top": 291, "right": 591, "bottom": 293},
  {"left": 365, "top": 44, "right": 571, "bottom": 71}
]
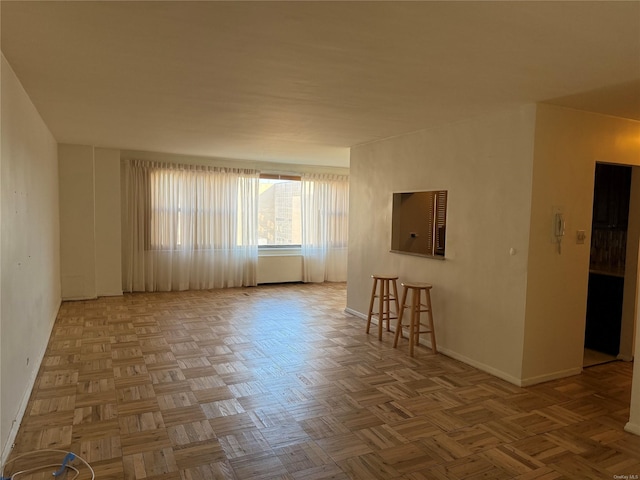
[
  {"left": 301, "top": 173, "right": 349, "bottom": 282},
  {"left": 122, "top": 159, "right": 259, "bottom": 292}
]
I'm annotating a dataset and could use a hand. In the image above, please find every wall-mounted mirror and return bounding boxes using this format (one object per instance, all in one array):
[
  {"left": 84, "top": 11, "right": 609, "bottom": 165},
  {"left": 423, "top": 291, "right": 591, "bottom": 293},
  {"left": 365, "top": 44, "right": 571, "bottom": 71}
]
[{"left": 391, "top": 190, "right": 447, "bottom": 258}]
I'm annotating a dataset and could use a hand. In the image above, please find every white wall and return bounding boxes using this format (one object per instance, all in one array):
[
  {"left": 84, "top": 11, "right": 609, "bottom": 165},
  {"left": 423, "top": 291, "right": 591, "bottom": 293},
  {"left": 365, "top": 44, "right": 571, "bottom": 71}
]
[
  {"left": 59, "top": 145, "right": 122, "bottom": 299},
  {"left": 1, "top": 55, "right": 60, "bottom": 461},
  {"left": 522, "top": 105, "right": 640, "bottom": 384},
  {"left": 59, "top": 144, "right": 97, "bottom": 299},
  {"left": 95, "top": 148, "right": 122, "bottom": 296},
  {"left": 347, "top": 105, "right": 537, "bottom": 384}
]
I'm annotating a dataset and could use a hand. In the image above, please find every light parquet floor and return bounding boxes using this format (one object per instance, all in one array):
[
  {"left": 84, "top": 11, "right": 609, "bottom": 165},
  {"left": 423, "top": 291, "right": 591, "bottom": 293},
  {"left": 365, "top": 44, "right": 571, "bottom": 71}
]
[{"left": 6, "top": 282, "right": 640, "bottom": 479}]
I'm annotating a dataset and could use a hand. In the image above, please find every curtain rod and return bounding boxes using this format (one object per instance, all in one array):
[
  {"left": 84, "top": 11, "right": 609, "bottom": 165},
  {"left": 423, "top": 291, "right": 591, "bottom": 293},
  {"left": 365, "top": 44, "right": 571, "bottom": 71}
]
[{"left": 260, "top": 173, "right": 302, "bottom": 180}]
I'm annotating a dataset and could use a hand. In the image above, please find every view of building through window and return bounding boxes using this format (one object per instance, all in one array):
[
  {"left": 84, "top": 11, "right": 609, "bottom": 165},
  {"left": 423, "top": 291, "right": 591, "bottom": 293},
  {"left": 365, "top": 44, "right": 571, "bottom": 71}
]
[{"left": 258, "top": 177, "right": 302, "bottom": 246}]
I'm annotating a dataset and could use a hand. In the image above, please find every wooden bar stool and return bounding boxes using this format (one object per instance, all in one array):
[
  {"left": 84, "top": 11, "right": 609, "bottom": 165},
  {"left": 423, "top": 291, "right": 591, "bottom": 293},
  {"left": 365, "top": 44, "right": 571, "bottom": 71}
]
[
  {"left": 393, "top": 282, "right": 437, "bottom": 356},
  {"left": 365, "top": 274, "right": 400, "bottom": 340}
]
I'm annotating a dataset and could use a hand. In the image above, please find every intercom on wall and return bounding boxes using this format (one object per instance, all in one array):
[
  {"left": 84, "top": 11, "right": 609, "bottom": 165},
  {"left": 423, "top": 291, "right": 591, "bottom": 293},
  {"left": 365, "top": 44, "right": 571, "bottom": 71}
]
[
  {"left": 552, "top": 207, "right": 565, "bottom": 254},
  {"left": 554, "top": 212, "right": 565, "bottom": 238}
]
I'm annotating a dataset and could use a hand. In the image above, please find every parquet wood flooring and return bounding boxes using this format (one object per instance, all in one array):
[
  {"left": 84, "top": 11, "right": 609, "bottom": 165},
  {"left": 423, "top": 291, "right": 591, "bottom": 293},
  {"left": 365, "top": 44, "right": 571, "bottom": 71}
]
[{"left": 5, "top": 283, "right": 640, "bottom": 479}]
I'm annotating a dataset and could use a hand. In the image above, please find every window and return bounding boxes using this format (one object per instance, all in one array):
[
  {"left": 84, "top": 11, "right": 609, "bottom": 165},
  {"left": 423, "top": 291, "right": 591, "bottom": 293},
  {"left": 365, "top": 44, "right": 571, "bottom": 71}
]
[
  {"left": 390, "top": 190, "right": 448, "bottom": 257},
  {"left": 123, "top": 159, "right": 260, "bottom": 292},
  {"left": 258, "top": 175, "right": 302, "bottom": 247},
  {"left": 148, "top": 167, "right": 253, "bottom": 250}
]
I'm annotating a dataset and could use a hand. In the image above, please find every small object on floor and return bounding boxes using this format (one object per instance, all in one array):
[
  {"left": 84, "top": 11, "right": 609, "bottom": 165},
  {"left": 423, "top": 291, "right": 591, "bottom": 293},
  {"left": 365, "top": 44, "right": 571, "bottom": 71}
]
[
  {"left": 1, "top": 449, "right": 94, "bottom": 480},
  {"left": 53, "top": 452, "right": 76, "bottom": 477}
]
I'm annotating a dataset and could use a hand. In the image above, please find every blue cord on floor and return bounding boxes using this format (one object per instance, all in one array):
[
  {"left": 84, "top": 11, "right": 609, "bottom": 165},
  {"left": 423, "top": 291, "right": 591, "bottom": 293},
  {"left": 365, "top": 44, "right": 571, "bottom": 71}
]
[{"left": 53, "top": 452, "right": 76, "bottom": 477}]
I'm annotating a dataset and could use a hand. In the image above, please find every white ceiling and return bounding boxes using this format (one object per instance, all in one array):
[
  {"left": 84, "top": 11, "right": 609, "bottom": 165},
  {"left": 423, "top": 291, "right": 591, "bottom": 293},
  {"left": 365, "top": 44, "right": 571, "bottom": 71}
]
[{"left": 2, "top": 1, "right": 639, "bottom": 168}]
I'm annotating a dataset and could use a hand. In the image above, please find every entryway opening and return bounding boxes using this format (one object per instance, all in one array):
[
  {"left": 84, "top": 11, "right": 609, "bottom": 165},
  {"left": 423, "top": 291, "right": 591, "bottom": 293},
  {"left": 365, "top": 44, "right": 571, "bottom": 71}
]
[{"left": 584, "top": 162, "right": 635, "bottom": 367}]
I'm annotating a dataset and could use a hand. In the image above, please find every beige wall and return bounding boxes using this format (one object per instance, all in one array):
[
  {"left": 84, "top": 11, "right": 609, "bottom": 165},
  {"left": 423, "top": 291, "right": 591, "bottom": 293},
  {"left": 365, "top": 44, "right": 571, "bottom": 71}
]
[
  {"left": 347, "top": 105, "right": 537, "bottom": 383},
  {"left": 524, "top": 104, "right": 640, "bottom": 434},
  {"left": 95, "top": 148, "right": 123, "bottom": 296},
  {"left": 1, "top": 55, "right": 60, "bottom": 461},
  {"left": 522, "top": 104, "right": 640, "bottom": 384},
  {"left": 59, "top": 144, "right": 97, "bottom": 299},
  {"left": 347, "top": 103, "right": 640, "bottom": 433},
  {"left": 59, "top": 145, "right": 122, "bottom": 299}
]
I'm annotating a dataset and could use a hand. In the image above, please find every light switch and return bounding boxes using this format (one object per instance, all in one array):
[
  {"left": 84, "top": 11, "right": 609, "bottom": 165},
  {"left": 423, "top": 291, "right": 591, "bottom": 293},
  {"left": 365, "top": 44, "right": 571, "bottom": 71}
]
[{"left": 576, "top": 230, "right": 586, "bottom": 244}]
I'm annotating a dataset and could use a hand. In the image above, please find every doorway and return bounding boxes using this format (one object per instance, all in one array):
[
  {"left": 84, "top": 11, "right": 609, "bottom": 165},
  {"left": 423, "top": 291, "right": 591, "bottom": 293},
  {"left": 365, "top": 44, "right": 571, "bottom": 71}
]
[{"left": 584, "top": 163, "right": 632, "bottom": 367}]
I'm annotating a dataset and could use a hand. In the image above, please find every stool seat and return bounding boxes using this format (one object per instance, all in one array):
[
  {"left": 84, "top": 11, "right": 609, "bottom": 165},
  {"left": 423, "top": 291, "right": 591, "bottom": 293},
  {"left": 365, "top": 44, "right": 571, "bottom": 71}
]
[
  {"left": 373, "top": 274, "right": 401, "bottom": 281},
  {"left": 401, "top": 282, "right": 432, "bottom": 289},
  {"left": 365, "top": 274, "right": 399, "bottom": 340},
  {"left": 393, "top": 282, "right": 437, "bottom": 356}
]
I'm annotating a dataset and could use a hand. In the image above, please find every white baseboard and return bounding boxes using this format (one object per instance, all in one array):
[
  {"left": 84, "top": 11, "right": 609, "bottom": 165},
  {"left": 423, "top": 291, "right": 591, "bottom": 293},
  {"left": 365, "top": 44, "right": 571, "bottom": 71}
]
[
  {"left": 435, "top": 346, "right": 524, "bottom": 386},
  {"left": 343, "top": 307, "right": 583, "bottom": 387},
  {"left": 625, "top": 421, "right": 640, "bottom": 436},
  {"left": 61, "top": 295, "right": 98, "bottom": 301},
  {"left": 61, "top": 292, "right": 123, "bottom": 301},
  {"left": 97, "top": 290, "right": 124, "bottom": 297},
  {"left": 345, "top": 307, "right": 524, "bottom": 385},
  {"left": 1, "top": 300, "right": 60, "bottom": 466},
  {"left": 518, "top": 367, "right": 583, "bottom": 387},
  {"left": 344, "top": 307, "right": 366, "bottom": 320}
]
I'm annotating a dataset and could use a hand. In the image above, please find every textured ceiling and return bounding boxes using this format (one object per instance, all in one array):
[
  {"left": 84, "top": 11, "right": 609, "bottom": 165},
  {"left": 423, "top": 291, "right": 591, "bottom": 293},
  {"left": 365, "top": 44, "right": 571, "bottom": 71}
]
[{"left": 2, "top": 1, "right": 639, "bottom": 167}]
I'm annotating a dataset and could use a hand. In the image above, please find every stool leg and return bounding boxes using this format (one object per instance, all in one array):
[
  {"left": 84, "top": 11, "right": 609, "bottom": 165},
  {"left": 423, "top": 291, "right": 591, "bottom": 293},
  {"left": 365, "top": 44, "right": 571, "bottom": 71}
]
[
  {"left": 378, "top": 279, "right": 384, "bottom": 340},
  {"left": 409, "top": 288, "right": 418, "bottom": 357},
  {"left": 426, "top": 289, "right": 437, "bottom": 353},
  {"left": 415, "top": 289, "right": 422, "bottom": 347},
  {"left": 382, "top": 280, "right": 387, "bottom": 332},
  {"left": 391, "top": 280, "right": 399, "bottom": 332},
  {"left": 393, "top": 286, "right": 408, "bottom": 348},
  {"left": 365, "top": 278, "right": 377, "bottom": 334},
  {"left": 385, "top": 280, "right": 392, "bottom": 332}
]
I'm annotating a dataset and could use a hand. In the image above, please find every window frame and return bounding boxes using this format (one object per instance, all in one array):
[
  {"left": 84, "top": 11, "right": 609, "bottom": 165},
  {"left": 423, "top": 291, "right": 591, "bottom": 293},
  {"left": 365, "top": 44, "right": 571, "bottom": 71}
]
[
  {"left": 390, "top": 189, "right": 448, "bottom": 259},
  {"left": 258, "top": 174, "right": 303, "bottom": 249}
]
